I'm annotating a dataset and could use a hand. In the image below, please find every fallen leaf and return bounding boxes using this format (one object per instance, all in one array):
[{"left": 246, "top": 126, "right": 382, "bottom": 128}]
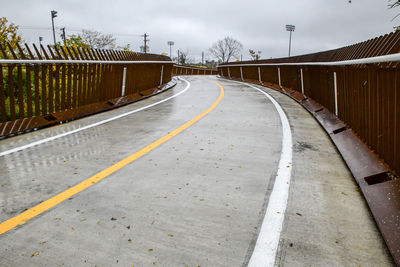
[
  {"left": 80, "top": 218, "right": 86, "bottom": 222},
  {"left": 71, "top": 227, "right": 75, "bottom": 231},
  {"left": 31, "top": 251, "right": 39, "bottom": 257},
  {"left": 235, "top": 187, "right": 240, "bottom": 190},
  {"left": 128, "top": 239, "right": 132, "bottom": 242},
  {"left": 148, "top": 248, "right": 153, "bottom": 251},
  {"left": 126, "top": 226, "right": 131, "bottom": 229},
  {"left": 296, "top": 213, "right": 302, "bottom": 216},
  {"left": 111, "top": 217, "right": 117, "bottom": 221},
  {"left": 39, "top": 241, "right": 46, "bottom": 245},
  {"left": 168, "top": 234, "right": 174, "bottom": 237}
]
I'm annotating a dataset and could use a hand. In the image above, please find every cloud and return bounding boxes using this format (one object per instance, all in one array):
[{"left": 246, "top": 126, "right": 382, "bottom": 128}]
[{"left": 3, "top": 0, "right": 398, "bottom": 61}]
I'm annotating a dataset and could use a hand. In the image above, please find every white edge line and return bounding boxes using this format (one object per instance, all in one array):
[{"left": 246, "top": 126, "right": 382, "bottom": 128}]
[
  {"left": 223, "top": 78, "right": 293, "bottom": 267},
  {"left": 0, "top": 77, "right": 191, "bottom": 157}
]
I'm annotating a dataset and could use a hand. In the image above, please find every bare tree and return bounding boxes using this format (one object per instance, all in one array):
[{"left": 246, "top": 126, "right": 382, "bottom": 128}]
[
  {"left": 249, "top": 49, "right": 262, "bottom": 61},
  {"left": 178, "top": 50, "right": 193, "bottom": 65},
  {"left": 80, "top": 29, "right": 117, "bottom": 49},
  {"left": 388, "top": 0, "right": 400, "bottom": 28},
  {"left": 389, "top": 0, "right": 400, "bottom": 9},
  {"left": 208, "top": 36, "right": 243, "bottom": 63}
]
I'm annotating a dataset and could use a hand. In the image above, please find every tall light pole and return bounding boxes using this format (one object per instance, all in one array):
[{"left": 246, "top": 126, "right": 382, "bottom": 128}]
[
  {"left": 286, "top": 24, "right": 295, "bottom": 57},
  {"left": 51, "top": 10, "right": 58, "bottom": 47},
  {"left": 167, "top": 41, "right": 174, "bottom": 59}
]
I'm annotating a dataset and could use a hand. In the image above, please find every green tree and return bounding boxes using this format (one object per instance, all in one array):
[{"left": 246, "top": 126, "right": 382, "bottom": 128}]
[
  {"left": 0, "top": 17, "right": 23, "bottom": 58},
  {"left": 61, "top": 34, "right": 89, "bottom": 49}
]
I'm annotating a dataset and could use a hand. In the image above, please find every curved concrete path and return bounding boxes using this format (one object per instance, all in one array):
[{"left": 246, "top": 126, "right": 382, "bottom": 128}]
[{"left": 0, "top": 76, "right": 394, "bottom": 266}]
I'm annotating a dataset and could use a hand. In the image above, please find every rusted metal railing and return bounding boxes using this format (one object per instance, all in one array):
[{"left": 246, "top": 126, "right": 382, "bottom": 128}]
[
  {"left": 218, "top": 31, "right": 400, "bottom": 176},
  {"left": 172, "top": 65, "right": 218, "bottom": 76},
  {"left": 218, "top": 31, "right": 400, "bottom": 264},
  {"left": 0, "top": 43, "right": 173, "bottom": 137}
]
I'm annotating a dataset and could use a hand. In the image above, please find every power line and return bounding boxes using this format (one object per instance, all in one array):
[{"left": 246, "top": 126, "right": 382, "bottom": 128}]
[{"left": 20, "top": 26, "right": 142, "bottom": 37}]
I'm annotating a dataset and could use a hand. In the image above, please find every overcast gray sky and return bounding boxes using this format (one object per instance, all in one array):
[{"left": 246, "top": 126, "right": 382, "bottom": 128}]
[{"left": 2, "top": 0, "right": 399, "bottom": 62}]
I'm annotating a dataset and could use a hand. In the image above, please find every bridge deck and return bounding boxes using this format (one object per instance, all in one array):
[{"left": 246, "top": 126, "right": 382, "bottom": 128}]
[{"left": 0, "top": 76, "right": 393, "bottom": 266}]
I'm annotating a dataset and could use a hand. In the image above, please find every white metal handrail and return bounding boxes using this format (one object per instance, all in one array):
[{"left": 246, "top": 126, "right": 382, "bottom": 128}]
[
  {"left": 0, "top": 59, "right": 173, "bottom": 64},
  {"left": 218, "top": 52, "right": 400, "bottom": 67}
]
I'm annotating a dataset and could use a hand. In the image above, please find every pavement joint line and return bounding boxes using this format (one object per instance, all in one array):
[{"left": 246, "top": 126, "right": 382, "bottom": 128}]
[
  {"left": 0, "top": 77, "right": 190, "bottom": 158},
  {"left": 221, "top": 79, "right": 293, "bottom": 267},
  {"left": 0, "top": 77, "right": 224, "bottom": 235}
]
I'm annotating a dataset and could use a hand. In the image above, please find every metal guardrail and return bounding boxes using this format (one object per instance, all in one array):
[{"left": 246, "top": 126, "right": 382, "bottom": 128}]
[
  {"left": 0, "top": 42, "right": 173, "bottom": 137},
  {"left": 172, "top": 65, "right": 218, "bottom": 76},
  {"left": 218, "top": 31, "right": 400, "bottom": 264},
  {"left": 218, "top": 32, "right": 400, "bottom": 177}
]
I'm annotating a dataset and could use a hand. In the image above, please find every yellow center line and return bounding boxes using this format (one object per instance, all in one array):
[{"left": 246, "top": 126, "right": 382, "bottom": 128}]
[{"left": 0, "top": 79, "right": 224, "bottom": 235}]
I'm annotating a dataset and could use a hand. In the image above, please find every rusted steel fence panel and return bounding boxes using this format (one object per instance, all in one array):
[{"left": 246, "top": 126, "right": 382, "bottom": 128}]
[
  {"left": 0, "top": 42, "right": 173, "bottom": 137},
  {"left": 171, "top": 65, "right": 218, "bottom": 76},
  {"left": 218, "top": 31, "right": 400, "bottom": 264},
  {"left": 218, "top": 31, "right": 400, "bottom": 175}
]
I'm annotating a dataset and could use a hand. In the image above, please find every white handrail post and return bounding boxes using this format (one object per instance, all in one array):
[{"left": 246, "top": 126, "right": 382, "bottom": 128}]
[
  {"left": 240, "top": 67, "right": 244, "bottom": 81},
  {"left": 159, "top": 65, "right": 164, "bottom": 86},
  {"left": 334, "top": 71, "right": 338, "bottom": 116},
  {"left": 300, "top": 68, "right": 304, "bottom": 95},
  {"left": 278, "top": 67, "right": 281, "bottom": 87},
  {"left": 228, "top": 67, "right": 231, "bottom": 78},
  {"left": 121, "top": 67, "right": 127, "bottom": 96},
  {"left": 258, "top": 67, "right": 261, "bottom": 83}
]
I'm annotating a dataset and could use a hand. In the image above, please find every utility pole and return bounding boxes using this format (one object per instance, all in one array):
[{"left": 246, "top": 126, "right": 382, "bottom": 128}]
[
  {"left": 142, "top": 33, "right": 149, "bottom": 53},
  {"left": 60, "top": 27, "right": 66, "bottom": 45},
  {"left": 39, "top": 36, "right": 43, "bottom": 56},
  {"left": 286, "top": 24, "right": 295, "bottom": 57},
  {"left": 202, "top": 51, "right": 204, "bottom": 66},
  {"left": 51, "top": 10, "right": 58, "bottom": 47}
]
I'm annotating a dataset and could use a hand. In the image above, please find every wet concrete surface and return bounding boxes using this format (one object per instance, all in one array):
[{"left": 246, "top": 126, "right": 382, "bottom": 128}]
[{"left": 0, "top": 76, "right": 394, "bottom": 266}]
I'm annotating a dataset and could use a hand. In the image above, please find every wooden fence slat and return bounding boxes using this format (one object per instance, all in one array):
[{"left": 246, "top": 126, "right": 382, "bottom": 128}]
[
  {"left": 0, "top": 65, "right": 6, "bottom": 122},
  {"left": 34, "top": 65, "right": 40, "bottom": 115},
  {"left": 17, "top": 65, "right": 24, "bottom": 119},
  {"left": 48, "top": 64, "right": 54, "bottom": 113},
  {"left": 61, "top": 64, "right": 66, "bottom": 110},
  {"left": 54, "top": 65, "right": 60, "bottom": 111},
  {"left": 67, "top": 64, "right": 72, "bottom": 109},
  {"left": 8, "top": 66, "right": 16, "bottom": 120},
  {"left": 41, "top": 65, "right": 47, "bottom": 115},
  {"left": 72, "top": 64, "right": 78, "bottom": 108}
]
